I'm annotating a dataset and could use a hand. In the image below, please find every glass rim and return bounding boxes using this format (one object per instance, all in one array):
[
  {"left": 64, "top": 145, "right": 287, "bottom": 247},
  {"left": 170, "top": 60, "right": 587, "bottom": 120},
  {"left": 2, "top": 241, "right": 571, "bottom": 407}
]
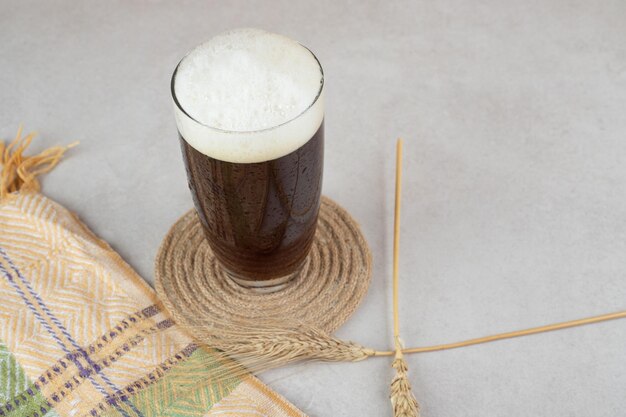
[{"left": 170, "top": 43, "right": 324, "bottom": 135}]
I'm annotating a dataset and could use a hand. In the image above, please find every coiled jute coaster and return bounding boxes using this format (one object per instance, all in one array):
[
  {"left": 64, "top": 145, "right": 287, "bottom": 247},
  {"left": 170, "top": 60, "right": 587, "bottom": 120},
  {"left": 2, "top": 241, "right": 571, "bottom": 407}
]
[{"left": 155, "top": 196, "right": 372, "bottom": 334}]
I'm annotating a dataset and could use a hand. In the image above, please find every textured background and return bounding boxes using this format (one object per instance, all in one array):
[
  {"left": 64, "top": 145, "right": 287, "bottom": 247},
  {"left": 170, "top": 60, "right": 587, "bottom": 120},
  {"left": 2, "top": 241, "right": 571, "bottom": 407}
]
[{"left": 2, "top": 1, "right": 626, "bottom": 416}]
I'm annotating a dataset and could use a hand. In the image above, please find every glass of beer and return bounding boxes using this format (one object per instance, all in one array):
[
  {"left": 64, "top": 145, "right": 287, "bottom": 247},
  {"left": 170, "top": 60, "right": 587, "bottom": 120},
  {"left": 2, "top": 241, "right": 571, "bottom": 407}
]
[{"left": 171, "top": 28, "right": 324, "bottom": 290}]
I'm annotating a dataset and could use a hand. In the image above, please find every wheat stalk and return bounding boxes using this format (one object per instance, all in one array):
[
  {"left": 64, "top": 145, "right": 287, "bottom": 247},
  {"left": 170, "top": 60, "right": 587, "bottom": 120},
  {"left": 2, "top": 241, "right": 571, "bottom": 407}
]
[
  {"left": 155, "top": 307, "right": 626, "bottom": 382},
  {"left": 389, "top": 139, "right": 421, "bottom": 417}
]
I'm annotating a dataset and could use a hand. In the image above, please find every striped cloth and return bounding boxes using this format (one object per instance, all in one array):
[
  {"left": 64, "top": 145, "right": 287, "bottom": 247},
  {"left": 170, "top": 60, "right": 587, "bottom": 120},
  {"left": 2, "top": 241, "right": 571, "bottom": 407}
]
[{"left": 0, "top": 191, "right": 305, "bottom": 417}]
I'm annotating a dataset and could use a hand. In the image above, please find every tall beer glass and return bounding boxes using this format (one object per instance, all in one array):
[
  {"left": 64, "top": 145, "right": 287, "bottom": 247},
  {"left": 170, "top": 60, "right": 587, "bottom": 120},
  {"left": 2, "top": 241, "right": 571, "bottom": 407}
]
[{"left": 171, "top": 28, "right": 324, "bottom": 290}]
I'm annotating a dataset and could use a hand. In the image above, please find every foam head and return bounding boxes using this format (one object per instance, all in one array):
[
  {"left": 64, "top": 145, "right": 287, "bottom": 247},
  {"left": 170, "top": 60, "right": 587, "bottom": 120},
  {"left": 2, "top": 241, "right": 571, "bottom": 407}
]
[{"left": 172, "top": 28, "right": 324, "bottom": 163}]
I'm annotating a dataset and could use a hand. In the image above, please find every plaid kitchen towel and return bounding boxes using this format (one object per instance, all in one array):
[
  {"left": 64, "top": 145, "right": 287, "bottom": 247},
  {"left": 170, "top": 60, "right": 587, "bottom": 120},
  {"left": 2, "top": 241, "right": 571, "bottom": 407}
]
[{"left": 0, "top": 132, "right": 306, "bottom": 417}]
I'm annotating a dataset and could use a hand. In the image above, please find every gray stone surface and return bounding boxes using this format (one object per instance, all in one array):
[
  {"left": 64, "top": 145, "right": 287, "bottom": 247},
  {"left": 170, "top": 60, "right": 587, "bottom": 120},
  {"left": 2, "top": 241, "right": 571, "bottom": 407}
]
[{"left": 2, "top": 1, "right": 626, "bottom": 416}]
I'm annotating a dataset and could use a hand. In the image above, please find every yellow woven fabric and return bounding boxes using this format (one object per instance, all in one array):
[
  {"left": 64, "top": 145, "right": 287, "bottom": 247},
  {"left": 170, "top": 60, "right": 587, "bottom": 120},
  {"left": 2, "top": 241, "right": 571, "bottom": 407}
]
[{"left": 0, "top": 191, "right": 305, "bottom": 417}]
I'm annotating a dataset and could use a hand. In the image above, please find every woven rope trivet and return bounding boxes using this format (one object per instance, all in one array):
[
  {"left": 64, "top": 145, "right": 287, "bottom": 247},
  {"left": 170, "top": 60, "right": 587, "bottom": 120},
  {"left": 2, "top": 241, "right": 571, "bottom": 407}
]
[{"left": 155, "top": 196, "right": 372, "bottom": 334}]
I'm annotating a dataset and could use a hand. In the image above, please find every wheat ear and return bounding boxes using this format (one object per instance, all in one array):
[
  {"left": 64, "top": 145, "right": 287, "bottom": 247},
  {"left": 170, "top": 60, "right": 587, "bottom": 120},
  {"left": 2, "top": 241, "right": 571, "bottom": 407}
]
[
  {"left": 391, "top": 346, "right": 420, "bottom": 417},
  {"left": 145, "top": 320, "right": 376, "bottom": 384}
]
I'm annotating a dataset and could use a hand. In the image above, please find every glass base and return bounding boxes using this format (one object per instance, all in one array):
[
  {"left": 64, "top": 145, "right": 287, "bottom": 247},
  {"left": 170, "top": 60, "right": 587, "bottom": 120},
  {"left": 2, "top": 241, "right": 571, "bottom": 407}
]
[{"left": 227, "top": 271, "right": 298, "bottom": 293}]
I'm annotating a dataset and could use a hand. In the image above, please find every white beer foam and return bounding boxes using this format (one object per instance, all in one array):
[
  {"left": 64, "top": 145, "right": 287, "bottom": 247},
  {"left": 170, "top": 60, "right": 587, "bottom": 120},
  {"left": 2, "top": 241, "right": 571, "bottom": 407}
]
[{"left": 173, "top": 28, "right": 324, "bottom": 163}]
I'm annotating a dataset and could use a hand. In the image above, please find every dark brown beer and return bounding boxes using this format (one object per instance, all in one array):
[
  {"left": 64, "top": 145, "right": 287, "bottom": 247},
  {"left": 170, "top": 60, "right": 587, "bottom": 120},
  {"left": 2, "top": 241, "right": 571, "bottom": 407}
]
[
  {"left": 180, "top": 124, "right": 324, "bottom": 282},
  {"left": 172, "top": 28, "right": 325, "bottom": 288}
]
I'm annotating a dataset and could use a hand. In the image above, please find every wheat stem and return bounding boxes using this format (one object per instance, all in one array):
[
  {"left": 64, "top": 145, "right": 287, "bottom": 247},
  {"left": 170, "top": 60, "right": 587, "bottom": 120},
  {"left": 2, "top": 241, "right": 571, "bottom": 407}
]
[
  {"left": 393, "top": 139, "right": 402, "bottom": 342},
  {"left": 373, "top": 309, "right": 626, "bottom": 356}
]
